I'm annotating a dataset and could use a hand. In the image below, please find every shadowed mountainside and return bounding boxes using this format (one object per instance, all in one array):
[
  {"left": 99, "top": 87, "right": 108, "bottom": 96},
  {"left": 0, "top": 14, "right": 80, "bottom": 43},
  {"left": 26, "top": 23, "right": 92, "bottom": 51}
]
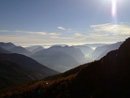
[
  {"left": 0, "top": 53, "right": 58, "bottom": 90},
  {"left": 1, "top": 37, "right": 130, "bottom": 98},
  {"left": 0, "top": 46, "right": 11, "bottom": 53},
  {"left": 0, "top": 42, "right": 33, "bottom": 56},
  {"left": 9, "top": 46, "right": 32, "bottom": 56},
  {"left": 0, "top": 42, "right": 15, "bottom": 50}
]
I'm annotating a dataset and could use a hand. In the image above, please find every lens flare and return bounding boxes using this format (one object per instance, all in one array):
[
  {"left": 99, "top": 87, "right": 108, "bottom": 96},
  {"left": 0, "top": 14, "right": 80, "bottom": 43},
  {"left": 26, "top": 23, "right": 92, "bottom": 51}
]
[
  {"left": 111, "top": 0, "right": 118, "bottom": 36},
  {"left": 111, "top": 0, "right": 117, "bottom": 24},
  {"left": 112, "top": 0, "right": 117, "bottom": 17}
]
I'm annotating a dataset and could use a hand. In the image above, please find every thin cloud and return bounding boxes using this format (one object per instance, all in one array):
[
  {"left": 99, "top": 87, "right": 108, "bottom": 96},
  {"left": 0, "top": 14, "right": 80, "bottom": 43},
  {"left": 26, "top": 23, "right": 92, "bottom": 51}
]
[
  {"left": 75, "top": 33, "right": 83, "bottom": 36},
  {"left": 0, "top": 30, "right": 62, "bottom": 36},
  {"left": 58, "top": 26, "right": 66, "bottom": 30},
  {"left": 49, "top": 33, "right": 61, "bottom": 36},
  {"left": 0, "top": 30, "right": 47, "bottom": 35},
  {"left": 27, "top": 31, "right": 47, "bottom": 35},
  {"left": 90, "top": 23, "right": 130, "bottom": 35},
  {"left": 0, "top": 23, "right": 129, "bottom": 45},
  {"left": 0, "top": 30, "right": 11, "bottom": 32}
]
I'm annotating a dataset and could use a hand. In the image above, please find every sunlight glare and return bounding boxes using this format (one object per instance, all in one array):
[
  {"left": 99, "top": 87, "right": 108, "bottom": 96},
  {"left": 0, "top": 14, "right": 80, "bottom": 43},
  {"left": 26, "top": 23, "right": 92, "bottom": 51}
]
[{"left": 112, "top": 0, "right": 117, "bottom": 18}]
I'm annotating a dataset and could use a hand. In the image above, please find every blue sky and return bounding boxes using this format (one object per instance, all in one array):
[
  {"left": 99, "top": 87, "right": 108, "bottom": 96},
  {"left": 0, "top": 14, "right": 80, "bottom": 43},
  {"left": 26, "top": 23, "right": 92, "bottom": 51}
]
[{"left": 0, "top": 0, "right": 130, "bottom": 46}]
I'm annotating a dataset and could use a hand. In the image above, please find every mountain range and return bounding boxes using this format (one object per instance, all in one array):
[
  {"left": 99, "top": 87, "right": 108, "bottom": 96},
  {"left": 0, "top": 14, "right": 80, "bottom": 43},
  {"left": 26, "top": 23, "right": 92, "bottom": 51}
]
[
  {"left": 0, "top": 42, "right": 32, "bottom": 56},
  {"left": 31, "top": 45, "right": 87, "bottom": 72},
  {"left": 0, "top": 45, "right": 58, "bottom": 90},
  {"left": 0, "top": 37, "right": 130, "bottom": 98},
  {"left": 0, "top": 41, "right": 123, "bottom": 73}
]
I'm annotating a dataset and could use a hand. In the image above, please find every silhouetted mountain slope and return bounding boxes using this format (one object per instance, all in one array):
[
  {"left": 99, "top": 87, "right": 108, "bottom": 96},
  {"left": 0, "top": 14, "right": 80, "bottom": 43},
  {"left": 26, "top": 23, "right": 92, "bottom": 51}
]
[
  {"left": 0, "top": 59, "right": 36, "bottom": 90},
  {"left": 0, "top": 53, "right": 58, "bottom": 90},
  {"left": 9, "top": 46, "right": 32, "bottom": 56},
  {"left": 0, "top": 42, "right": 33, "bottom": 56},
  {"left": 2, "top": 37, "right": 130, "bottom": 98},
  {"left": 0, "top": 42, "right": 15, "bottom": 50},
  {"left": 0, "top": 46, "right": 10, "bottom": 53},
  {"left": 69, "top": 39, "right": 129, "bottom": 98},
  {"left": 32, "top": 45, "right": 86, "bottom": 72},
  {"left": 90, "top": 42, "right": 123, "bottom": 60}
]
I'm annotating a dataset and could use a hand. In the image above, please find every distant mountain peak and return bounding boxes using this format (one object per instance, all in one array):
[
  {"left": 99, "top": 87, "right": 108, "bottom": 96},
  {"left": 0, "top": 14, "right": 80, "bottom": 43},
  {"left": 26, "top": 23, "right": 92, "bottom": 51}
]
[{"left": 0, "top": 42, "right": 16, "bottom": 50}]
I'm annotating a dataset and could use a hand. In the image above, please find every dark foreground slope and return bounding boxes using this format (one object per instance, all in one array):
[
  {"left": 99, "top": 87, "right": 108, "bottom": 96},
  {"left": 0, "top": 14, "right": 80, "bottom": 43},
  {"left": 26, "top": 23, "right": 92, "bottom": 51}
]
[
  {"left": 0, "top": 53, "right": 58, "bottom": 90},
  {"left": 1, "top": 37, "right": 130, "bottom": 98}
]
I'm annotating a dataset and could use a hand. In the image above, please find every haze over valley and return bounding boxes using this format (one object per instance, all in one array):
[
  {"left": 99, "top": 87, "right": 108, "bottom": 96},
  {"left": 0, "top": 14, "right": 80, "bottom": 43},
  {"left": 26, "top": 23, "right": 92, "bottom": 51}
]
[{"left": 0, "top": 0, "right": 130, "bottom": 97}]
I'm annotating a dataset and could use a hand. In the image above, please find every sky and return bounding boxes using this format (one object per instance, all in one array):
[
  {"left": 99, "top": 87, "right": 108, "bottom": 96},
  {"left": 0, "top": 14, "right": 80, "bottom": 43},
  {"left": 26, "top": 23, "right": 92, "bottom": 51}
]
[{"left": 0, "top": 0, "right": 130, "bottom": 46}]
